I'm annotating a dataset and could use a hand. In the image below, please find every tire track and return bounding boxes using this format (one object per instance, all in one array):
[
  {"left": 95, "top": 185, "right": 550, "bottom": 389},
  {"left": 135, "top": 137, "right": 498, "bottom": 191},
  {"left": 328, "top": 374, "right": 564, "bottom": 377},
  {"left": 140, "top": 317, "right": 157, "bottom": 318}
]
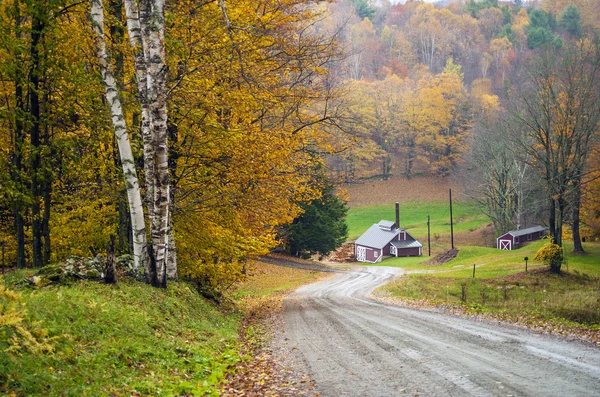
[{"left": 281, "top": 266, "right": 600, "bottom": 397}]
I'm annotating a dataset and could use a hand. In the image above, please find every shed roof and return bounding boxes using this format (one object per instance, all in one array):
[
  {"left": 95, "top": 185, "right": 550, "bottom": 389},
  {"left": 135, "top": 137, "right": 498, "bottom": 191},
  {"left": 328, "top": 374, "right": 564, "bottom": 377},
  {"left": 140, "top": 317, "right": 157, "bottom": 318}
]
[
  {"left": 355, "top": 222, "right": 400, "bottom": 249},
  {"left": 391, "top": 240, "right": 422, "bottom": 249},
  {"left": 502, "top": 225, "right": 546, "bottom": 238},
  {"left": 378, "top": 220, "right": 396, "bottom": 229}
]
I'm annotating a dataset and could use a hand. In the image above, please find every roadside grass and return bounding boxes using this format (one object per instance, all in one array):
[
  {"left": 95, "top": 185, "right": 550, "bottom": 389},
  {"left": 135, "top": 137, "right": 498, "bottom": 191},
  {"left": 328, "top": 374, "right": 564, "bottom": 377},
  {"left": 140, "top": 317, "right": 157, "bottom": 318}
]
[
  {"left": 233, "top": 259, "right": 324, "bottom": 299},
  {"left": 0, "top": 271, "right": 240, "bottom": 396},
  {"left": 347, "top": 201, "right": 488, "bottom": 242},
  {"left": 380, "top": 242, "right": 600, "bottom": 329},
  {"left": 1, "top": 259, "right": 322, "bottom": 397}
]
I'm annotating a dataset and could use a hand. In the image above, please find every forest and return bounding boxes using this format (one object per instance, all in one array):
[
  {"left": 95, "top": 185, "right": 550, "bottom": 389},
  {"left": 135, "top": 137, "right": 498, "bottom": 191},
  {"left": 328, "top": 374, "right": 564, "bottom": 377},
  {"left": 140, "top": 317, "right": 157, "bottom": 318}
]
[{"left": 0, "top": 0, "right": 599, "bottom": 290}]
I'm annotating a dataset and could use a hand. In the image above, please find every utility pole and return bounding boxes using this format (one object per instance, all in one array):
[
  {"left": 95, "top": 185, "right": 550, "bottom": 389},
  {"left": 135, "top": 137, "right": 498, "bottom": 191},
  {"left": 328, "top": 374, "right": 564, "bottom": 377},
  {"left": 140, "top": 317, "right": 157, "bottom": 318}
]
[
  {"left": 449, "top": 188, "right": 454, "bottom": 250},
  {"left": 427, "top": 215, "right": 431, "bottom": 256}
]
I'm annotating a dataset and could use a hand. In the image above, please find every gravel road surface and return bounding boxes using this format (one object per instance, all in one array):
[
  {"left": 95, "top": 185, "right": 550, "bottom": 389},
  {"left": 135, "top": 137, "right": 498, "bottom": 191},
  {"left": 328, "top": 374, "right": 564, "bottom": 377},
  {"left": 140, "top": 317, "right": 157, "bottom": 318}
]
[{"left": 281, "top": 266, "right": 600, "bottom": 396}]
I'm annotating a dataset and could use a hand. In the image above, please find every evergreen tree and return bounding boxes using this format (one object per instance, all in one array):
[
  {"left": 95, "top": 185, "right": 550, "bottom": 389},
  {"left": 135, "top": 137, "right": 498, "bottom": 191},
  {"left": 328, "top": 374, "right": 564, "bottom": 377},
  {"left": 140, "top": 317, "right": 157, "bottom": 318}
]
[
  {"left": 351, "top": 0, "right": 375, "bottom": 21},
  {"left": 560, "top": 5, "right": 582, "bottom": 38},
  {"left": 286, "top": 183, "right": 348, "bottom": 257}
]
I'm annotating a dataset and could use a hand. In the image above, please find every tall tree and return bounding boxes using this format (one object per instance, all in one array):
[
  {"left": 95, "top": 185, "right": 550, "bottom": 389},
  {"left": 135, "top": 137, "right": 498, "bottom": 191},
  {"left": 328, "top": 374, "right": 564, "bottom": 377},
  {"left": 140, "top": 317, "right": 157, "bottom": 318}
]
[
  {"left": 285, "top": 180, "right": 348, "bottom": 257},
  {"left": 90, "top": 0, "right": 148, "bottom": 274},
  {"left": 509, "top": 39, "right": 600, "bottom": 253}
]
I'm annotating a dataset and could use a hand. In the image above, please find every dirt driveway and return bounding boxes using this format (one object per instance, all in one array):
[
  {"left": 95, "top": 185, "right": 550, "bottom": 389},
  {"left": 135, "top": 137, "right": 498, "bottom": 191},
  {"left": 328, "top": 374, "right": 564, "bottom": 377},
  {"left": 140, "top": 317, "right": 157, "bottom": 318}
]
[{"left": 278, "top": 266, "right": 600, "bottom": 396}]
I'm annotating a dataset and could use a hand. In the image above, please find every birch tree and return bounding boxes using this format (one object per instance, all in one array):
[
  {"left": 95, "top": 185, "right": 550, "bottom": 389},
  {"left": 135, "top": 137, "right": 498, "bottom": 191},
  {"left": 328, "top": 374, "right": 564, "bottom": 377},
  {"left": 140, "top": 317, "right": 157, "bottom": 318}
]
[
  {"left": 123, "top": 0, "right": 171, "bottom": 287},
  {"left": 90, "top": 0, "right": 148, "bottom": 273}
]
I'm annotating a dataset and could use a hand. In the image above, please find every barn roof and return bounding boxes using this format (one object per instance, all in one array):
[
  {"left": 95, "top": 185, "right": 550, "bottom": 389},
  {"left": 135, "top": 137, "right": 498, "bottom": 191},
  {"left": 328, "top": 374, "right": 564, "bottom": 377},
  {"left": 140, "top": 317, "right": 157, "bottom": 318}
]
[
  {"left": 502, "top": 225, "right": 546, "bottom": 238},
  {"left": 355, "top": 222, "right": 400, "bottom": 249},
  {"left": 391, "top": 240, "right": 422, "bottom": 249}
]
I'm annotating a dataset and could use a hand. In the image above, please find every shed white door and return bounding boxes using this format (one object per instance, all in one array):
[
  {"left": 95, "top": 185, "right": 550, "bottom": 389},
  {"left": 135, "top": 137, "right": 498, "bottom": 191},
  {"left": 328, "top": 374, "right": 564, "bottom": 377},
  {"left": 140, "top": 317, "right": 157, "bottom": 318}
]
[
  {"left": 499, "top": 240, "right": 511, "bottom": 250},
  {"left": 356, "top": 246, "right": 366, "bottom": 262}
]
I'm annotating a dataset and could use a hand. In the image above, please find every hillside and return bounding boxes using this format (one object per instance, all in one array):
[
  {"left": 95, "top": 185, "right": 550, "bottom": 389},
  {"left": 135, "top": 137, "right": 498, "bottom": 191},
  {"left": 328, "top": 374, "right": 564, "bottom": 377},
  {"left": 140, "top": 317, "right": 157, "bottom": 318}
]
[{"left": 0, "top": 259, "right": 323, "bottom": 396}]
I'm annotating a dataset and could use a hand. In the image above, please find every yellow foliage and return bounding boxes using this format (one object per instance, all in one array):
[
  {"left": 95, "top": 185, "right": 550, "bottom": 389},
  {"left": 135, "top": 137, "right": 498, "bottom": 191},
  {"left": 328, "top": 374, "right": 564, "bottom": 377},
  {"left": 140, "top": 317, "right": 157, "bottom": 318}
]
[
  {"left": 535, "top": 241, "right": 563, "bottom": 271},
  {"left": 0, "top": 280, "right": 55, "bottom": 355}
]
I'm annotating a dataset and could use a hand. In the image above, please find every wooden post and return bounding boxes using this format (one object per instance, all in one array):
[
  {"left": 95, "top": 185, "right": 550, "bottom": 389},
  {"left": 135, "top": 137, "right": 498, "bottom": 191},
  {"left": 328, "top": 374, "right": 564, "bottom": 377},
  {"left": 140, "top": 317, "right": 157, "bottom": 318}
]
[
  {"left": 524, "top": 256, "right": 528, "bottom": 273},
  {"left": 427, "top": 215, "right": 431, "bottom": 256},
  {"left": 449, "top": 188, "right": 454, "bottom": 250},
  {"left": 473, "top": 264, "right": 476, "bottom": 278}
]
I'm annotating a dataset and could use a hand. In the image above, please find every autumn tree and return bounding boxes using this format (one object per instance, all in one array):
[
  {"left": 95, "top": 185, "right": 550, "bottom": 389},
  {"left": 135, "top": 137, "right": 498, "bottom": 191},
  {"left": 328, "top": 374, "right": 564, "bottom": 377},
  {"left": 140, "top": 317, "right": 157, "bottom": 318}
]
[
  {"left": 470, "top": 114, "right": 540, "bottom": 235},
  {"left": 509, "top": 38, "right": 600, "bottom": 251}
]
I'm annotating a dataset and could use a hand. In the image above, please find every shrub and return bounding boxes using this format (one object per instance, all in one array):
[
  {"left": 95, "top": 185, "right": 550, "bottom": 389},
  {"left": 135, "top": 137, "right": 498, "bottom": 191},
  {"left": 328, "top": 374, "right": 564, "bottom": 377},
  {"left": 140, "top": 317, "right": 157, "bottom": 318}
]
[{"left": 535, "top": 241, "right": 563, "bottom": 273}]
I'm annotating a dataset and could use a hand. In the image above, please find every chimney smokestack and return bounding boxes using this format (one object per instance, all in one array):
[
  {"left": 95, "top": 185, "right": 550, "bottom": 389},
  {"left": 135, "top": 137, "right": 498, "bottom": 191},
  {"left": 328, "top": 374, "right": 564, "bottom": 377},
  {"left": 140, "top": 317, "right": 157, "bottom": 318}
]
[{"left": 395, "top": 202, "right": 400, "bottom": 228}]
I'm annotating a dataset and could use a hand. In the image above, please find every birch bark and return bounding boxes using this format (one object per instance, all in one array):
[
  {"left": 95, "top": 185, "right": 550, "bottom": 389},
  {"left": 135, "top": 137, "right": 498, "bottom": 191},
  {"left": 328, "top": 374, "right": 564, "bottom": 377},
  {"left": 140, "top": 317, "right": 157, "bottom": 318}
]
[
  {"left": 124, "top": 0, "right": 175, "bottom": 283},
  {"left": 91, "top": 0, "right": 147, "bottom": 273}
]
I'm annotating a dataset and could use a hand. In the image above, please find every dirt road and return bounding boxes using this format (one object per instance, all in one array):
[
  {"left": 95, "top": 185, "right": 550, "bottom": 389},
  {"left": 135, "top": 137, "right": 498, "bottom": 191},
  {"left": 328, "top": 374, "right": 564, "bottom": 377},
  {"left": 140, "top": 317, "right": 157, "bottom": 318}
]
[{"left": 281, "top": 266, "right": 600, "bottom": 396}]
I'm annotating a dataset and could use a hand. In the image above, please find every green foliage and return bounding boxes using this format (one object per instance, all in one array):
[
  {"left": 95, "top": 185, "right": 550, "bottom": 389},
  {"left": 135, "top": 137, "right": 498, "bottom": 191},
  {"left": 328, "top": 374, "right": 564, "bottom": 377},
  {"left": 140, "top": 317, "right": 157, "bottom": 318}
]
[
  {"left": 501, "top": 6, "right": 512, "bottom": 25},
  {"left": 527, "top": 9, "right": 559, "bottom": 49},
  {"left": 535, "top": 241, "right": 564, "bottom": 273},
  {"left": 499, "top": 23, "right": 514, "bottom": 42},
  {"left": 351, "top": 0, "right": 376, "bottom": 21},
  {"left": 466, "top": 0, "right": 495, "bottom": 18},
  {"left": 286, "top": 183, "right": 348, "bottom": 257},
  {"left": 560, "top": 5, "right": 582, "bottom": 38},
  {"left": 0, "top": 275, "right": 240, "bottom": 396}
]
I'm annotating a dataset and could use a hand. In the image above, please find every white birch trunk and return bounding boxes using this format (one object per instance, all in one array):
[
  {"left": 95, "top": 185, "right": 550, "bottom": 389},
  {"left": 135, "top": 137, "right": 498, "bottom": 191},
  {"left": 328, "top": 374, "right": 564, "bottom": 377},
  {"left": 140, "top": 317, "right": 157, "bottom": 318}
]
[
  {"left": 139, "top": 0, "right": 170, "bottom": 286},
  {"left": 123, "top": 0, "right": 154, "bottom": 217},
  {"left": 125, "top": 0, "right": 176, "bottom": 282},
  {"left": 91, "top": 0, "right": 147, "bottom": 273}
]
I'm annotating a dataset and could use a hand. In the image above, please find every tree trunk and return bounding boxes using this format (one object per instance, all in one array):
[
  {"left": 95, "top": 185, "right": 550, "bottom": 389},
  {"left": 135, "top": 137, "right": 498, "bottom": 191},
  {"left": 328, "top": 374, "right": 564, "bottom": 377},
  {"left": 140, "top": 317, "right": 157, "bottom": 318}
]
[
  {"left": 108, "top": 0, "right": 133, "bottom": 256},
  {"left": 125, "top": 0, "right": 173, "bottom": 286},
  {"left": 139, "top": 0, "right": 170, "bottom": 288},
  {"left": 105, "top": 235, "right": 117, "bottom": 284},
  {"left": 555, "top": 196, "right": 565, "bottom": 247},
  {"left": 571, "top": 184, "right": 585, "bottom": 254},
  {"left": 29, "top": 12, "right": 45, "bottom": 268},
  {"left": 123, "top": 0, "right": 155, "bottom": 218},
  {"left": 167, "top": 123, "right": 178, "bottom": 279},
  {"left": 13, "top": 0, "right": 26, "bottom": 268},
  {"left": 91, "top": 0, "right": 148, "bottom": 274},
  {"left": 548, "top": 197, "right": 556, "bottom": 244},
  {"left": 42, "top": 164, "right": 51, "bottom": 265}
]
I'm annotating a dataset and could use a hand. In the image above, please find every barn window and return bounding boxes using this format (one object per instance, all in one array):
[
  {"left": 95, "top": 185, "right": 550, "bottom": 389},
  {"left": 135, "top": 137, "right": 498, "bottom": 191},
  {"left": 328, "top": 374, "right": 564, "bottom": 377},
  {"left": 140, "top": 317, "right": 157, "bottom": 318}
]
[
  {"left": 374, "top": 251, "right": 379, "bottom": 258},
  {"left": 528, "top": 234, "right": 532, "bottom": 241},
  {"left": 515, "top": 237, "right": 519, "bottom": 243}
]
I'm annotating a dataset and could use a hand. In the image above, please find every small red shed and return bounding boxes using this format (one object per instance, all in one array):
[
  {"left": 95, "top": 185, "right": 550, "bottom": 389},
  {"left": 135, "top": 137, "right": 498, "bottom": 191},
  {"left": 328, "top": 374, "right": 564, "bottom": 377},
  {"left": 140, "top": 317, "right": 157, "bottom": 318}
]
[{"left": 496, "top": 225, "right": 546, "bottom": 250}]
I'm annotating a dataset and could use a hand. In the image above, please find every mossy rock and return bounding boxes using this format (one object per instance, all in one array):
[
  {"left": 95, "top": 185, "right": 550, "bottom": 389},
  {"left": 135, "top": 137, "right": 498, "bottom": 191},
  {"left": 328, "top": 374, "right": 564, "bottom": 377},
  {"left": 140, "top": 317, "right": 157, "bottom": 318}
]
[{"left": 38, "top": 264, "right": 66, "bottom": 282}]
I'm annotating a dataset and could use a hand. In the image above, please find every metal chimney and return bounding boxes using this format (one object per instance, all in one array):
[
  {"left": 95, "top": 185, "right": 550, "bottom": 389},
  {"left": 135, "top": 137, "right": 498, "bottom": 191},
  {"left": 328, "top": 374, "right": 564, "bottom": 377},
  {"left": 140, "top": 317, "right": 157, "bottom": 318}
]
[{"left": 395, "top": 202, "right": 400, "bottom": 228}]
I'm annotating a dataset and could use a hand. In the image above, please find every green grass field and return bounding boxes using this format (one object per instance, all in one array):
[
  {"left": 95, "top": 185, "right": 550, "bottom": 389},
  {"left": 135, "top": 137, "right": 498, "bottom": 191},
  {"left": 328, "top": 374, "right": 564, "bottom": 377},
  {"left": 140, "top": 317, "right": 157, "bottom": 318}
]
[
  {"left": 348, "top": 193, "right": 600, "bottom": 329},
  {"left": 347, "top": 201, "right": 488, "bottom": 241}
]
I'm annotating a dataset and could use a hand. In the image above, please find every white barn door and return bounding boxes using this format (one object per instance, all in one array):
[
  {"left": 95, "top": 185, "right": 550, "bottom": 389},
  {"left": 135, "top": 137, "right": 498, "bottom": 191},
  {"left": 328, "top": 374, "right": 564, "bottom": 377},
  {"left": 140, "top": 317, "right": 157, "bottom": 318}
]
[
  {"left": 356, "top": 246, "right": 366, "bottom": 262},
  {"left": 499, "top": 240, "right": 511, "bottom": 250}
]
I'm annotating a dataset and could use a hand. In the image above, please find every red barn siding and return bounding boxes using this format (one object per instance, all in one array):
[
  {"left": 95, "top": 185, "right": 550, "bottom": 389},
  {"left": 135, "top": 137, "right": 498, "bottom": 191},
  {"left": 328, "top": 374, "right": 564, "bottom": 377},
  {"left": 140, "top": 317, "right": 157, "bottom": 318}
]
[
  {"left": 365, "top": 248, "right": 381, "bottom": 262},
  {"left": 382, "top": 245, "right": 391, "bottom": 256}
]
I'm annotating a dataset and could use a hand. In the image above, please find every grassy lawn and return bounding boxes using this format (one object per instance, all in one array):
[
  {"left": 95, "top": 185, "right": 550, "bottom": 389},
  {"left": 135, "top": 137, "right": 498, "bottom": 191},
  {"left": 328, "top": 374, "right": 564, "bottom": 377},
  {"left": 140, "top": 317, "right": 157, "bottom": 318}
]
[
  {"left": 347, "top": 201, "right": 488, "bottom": 242},
  {"left": 379, "top": 242, "right": 600, "bottom": 329},
  {"left": 0, "top": 259, "right": 323, "bottom": 397}
]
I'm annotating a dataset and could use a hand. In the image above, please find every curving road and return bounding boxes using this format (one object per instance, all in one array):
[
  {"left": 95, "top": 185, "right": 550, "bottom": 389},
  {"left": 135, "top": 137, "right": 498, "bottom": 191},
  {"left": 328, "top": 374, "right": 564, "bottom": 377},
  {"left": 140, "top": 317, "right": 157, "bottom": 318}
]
[{"left": 281, "top": 266, "right": 600, "bottom": 397}]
